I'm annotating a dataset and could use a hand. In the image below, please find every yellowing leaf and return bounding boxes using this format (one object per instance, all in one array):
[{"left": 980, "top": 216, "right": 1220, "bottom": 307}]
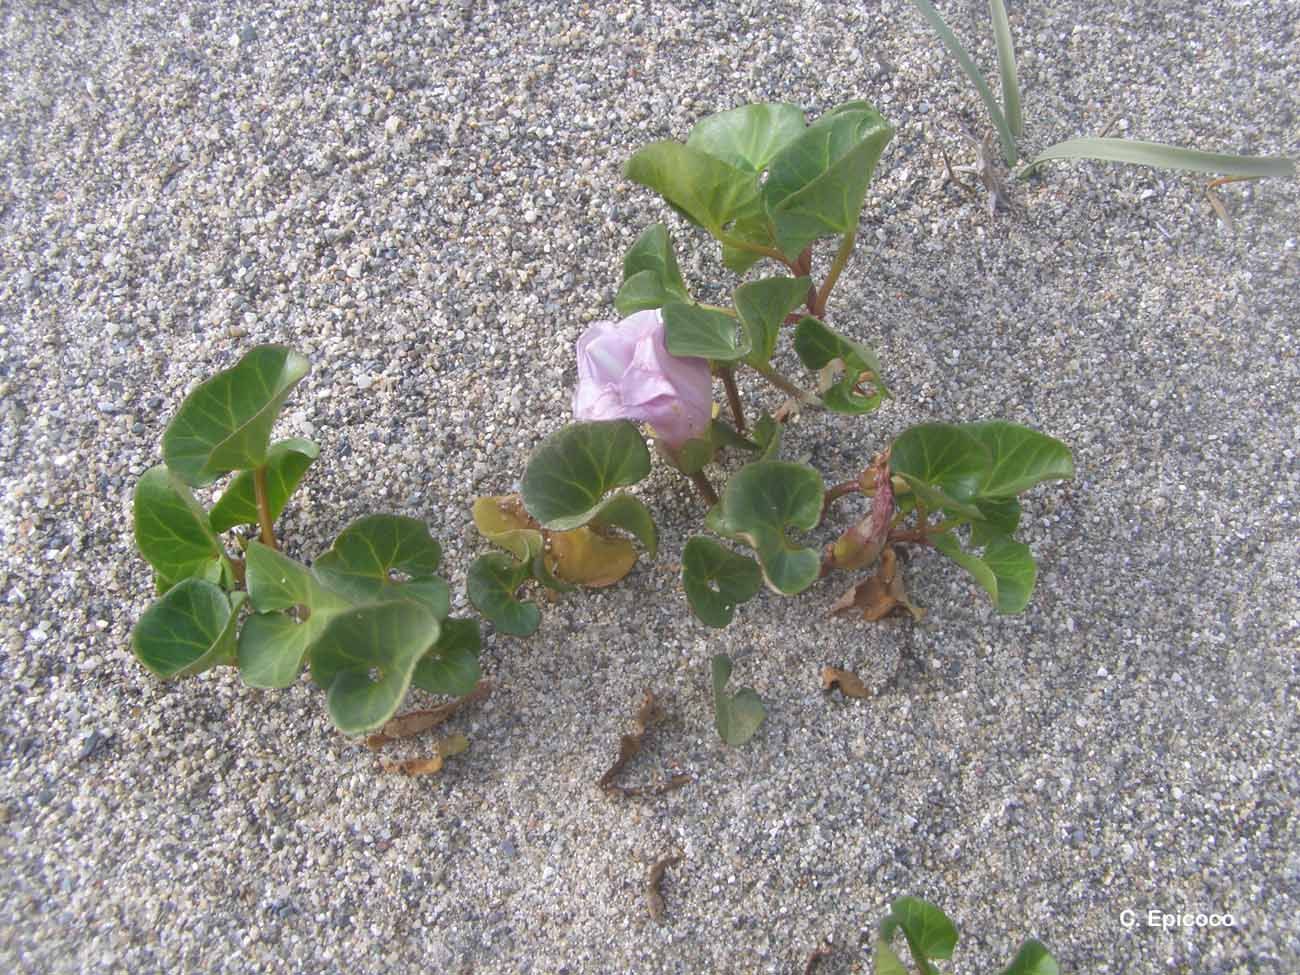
[
  {"left": 471, "top": 495, "right": 544, "bottom": 562},
  {"left": 380, "top": 733, "right": 469, "bottom": 777},
  {"left": 548, "top": 526, "right": 638, "bottom": 587}
]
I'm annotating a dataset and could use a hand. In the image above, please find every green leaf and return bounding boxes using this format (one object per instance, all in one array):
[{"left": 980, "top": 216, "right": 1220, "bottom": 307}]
[
  {"left": 237, "top": 610, "right": 323, "bottom": 689},
  {"left": 686, "top": 102, "right": 807, "bottom": 172},
  {"left": 890, "top": 896, "right": 958, "bottom": 963},
  {"left": 966, "top": 421, "right": 1074, "bottom": 497},
  {"left": 131, "top": 580, "right": 245, "bottom": 679},
  {"left": 625, "top": 141, "right": 762, "bottom": 235},
  {"left": 721, "top": 213, "right": 777, "bottom": 273},
  {"left": 244, "top": 541, "right": 348, "bottom": 614},
  {"left": 162, "top": 345, "right": 310, "bottom": 486},
  {"left": 133, "top": 465, "right": 225, "bottom": 587},
  {"left": 1000, "top": 940, "right": 1059, "bottom": 975},
  {"left": 969, "top": 497, "right": 1021, "bottom": 546},
  {"left": 989, "top": 0, "right": 1023, "bottom": 138},
  {"left": 735, "top": 276, "right": 811, "bottom": 367},
  {"left": 711, "top": 654, "right": 766, "bottom": 746},
  {"left": 662, "top": 301, "right": 750, "bottom": 361},
  {"left": 765, "top": 103, "right": 893, "bottom": 258},
  {"left": 413, "top": 617, "right": 481, "bottom": 697},
  {"left": 793, "top": 316, "right": 887, "bottom": 414},
  {"left": 615, "top": 224, "right": 691, "bottom": 317},
  {"left": 907, "top": 0, "right": 1018, "bottom": 165},
  {"left": 751, "top": 413, "right": 783, "bottom": 461},
  {"left": 1022, "top": 137, "right": 1296, "bottom": 179},
  {"left": 933, "top": 532, "right": 1037, "bottom": 614},
  {"left": 890, "top": 423, "right": 988, "bottom": 517},
  {"left": 589, "top": 492, "right": 657, "bottom": 558},
  {"left": 314, "top": 515, "right": 445, "bottom": 608},
  {"left": 873, "top": 937, "right": 910, "bottom": 975},
  {"left": 311, "top": 600, "right": 442, "bottom": 735},
  {"left": 208, "top": 438, "right": 319, "bottom": 533},
  {"left": 706, "top": 460, "right": 823, "bottom": 595},
  {"left": 522, "top": 421, "right": 651, "bottom": 530},
  {"left": 682, "top": 537, "right": 762, "bottom": 628},
  {"left": 467, "top": 553, "right": 541, "bottom": 637}
]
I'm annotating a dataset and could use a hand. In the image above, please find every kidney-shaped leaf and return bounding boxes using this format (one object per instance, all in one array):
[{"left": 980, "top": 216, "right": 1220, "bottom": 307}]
[
  {"left": 682, "top": 536, "right": 763, "bottom": 627},
  {"left": 522, "top": 421, "right": 651, "bottom": 529},
  {"left": 467, "top": 553, "right": 541, "bottom": 637},
  {"left": 736, "top": 276, "right": 811, "bottom": 367},
  {"left": 471, "top": 495, "right": 544, "bottom": 562},
  {"left": 314, "top": 515, "right": 444, "bottom": 607},
  {"left": 413, "top": 617, "right": 481, "bottom": 697},
  {"left": 706, "top": 460, "right": 824, "bottom": 595},
  {"left": 208, "top": 438, "right": 319, "bottom": 533},
  {"left": 934, "top": 533, "right": 1037, "bottom": 614},
  {"left": 310, "top": 600, "right": 442, "bottom": 735},
  {"left": 549, "top": 526, "right": 639, "bottom": 587},
  {"left": 686, "top": 102, "right": 807, "bottom": 173},
  {"left": 793, "top": 316, "right": 888, "bottom": 414},
  {"left": 131, "top": 579, "right": 245, "bottom": 679},
  {"left": 890, "top": 423, "right": 988, "bottom": 517},
  {"left": 966, "top": 421, "right": 1074, "bottom": 497},
  {"left": 625, "top": 141, "right": 762, "bottom": 235},
  {"left": 711, "top": 654, "right": 766, "bottom": 746},
  {"left": 663, "top": 301, "right": 750, "bottom": 361},
  {"left": 162, "top": 345, "right": 310, "bottom": 486},
  {"left": 133, "top": 465, "right": 225, "bottom": 588}
]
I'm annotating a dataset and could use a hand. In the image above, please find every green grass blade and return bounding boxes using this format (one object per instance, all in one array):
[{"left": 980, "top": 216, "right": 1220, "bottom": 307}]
[
  {"left": 989, "top": 0, "right": 1022, "bottom": 137},
  {"left": 908, "top": 0, "right": 1018, "bottom": 165},
  {"left": 1021, "top": 138, "right": 1296, "bottom": 178}
]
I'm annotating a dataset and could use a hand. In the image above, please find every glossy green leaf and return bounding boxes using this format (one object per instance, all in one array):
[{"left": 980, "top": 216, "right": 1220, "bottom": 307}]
[
  {"left": 615, "top": 224, "right": 691, "bottom": 317},
  {"left": 131, "top": 580, "right": 245, "bottom": 679},
  {"left": 625, "top": 141, "right": 762, "bottom": 235},
  {"left": 793, "top": 316, "right": 887, "bottom": 414},
  {"left": 313, "top": 515, "right": 445, "bottom": 608},
  {"left": 467, "top": 553, "right": 541, "bottom": 637},
  {"left": 589, "top": 492, "right": 657, "bottom": 558},
  {"left": 682, "top": 537, "right": 762, "bottom": 628},
  {"left": 989, "top": 0, "right": 1023, "bottom": 137},
  {"left": 736, "top": 276, "right": 811, "bottom": 367},
  {"left": 706, "top": 460, "right": 823, "bottom": 595},
  {"left": 162, "top": 345, "right": 310, "bottom": 486},
  {"left": 311, "top": 600, "right": 442, "bottom": 735},
  {"left": 522, "top": 421, "right": 651, "bottom": 529},
  {"left": 711, "top": 654, "right": 766, "bottom": 746},
  {"left": 133, "top": 465, "right": 225, "bottom": 587},
  {"left": 1000, "top": 940, "right": 1059, "bottom": 975},
  {"left": 721, "top": 213, "right": 777, "bottom": 274},
  {"left": 686, "top": 102, "right": 807, "bottom": 172},
  {"left": 890, "top": 423, "right": 987, "bottom": 517},
  {"left": 412, "top": 617, "right": 481, "bottom": 697},
  {"left": 966, "top": 421, "right": 1074, "bottom": 497},
  {"left": 908, "top": 0, "right": 1018, "bottom": 165},
  {"left": 933, "top": 532, "right": 1037, "bottom": 614},
  {"left": 751, "top": 413, "right": 783, "bottom": 461},
  {"left": 765, "top": 103, "right": 894, "bottom": 258},
  {"left": 969, "top": 497, "right": 1021, "bottom": 546},
  {"left": 208, "top": 438, "right": 319, "bottom": 533},
  {"left": 1022, "top": 138, "right": 1295, "bottom": 179},
  {"left": 244, "top": 541, "right": 347, "bottom": 614},
  {"left": 663, "top": 301, "right": 750, "bottom": 361},
  {"left": 888, "top": 896, "right": 958, "bottom": 965},
  {"left": 873, "top": 937, "right": 910, "bottom": 975}
]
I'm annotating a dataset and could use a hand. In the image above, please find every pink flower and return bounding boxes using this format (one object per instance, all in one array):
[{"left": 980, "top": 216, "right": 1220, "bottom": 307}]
[{"left": 573, "top": 310, "right": 713, "bottom": 449}]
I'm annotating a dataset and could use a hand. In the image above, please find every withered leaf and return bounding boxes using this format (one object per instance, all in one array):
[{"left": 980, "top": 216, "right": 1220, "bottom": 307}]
[
  {"left": 646, "top": 853, "right": 682, "bottom": 923},
  {"left": 381, "top": 733, "right": 469, "bottom": 777},
  {"left": 598, "top": 691, "right": 692, "bottom": 798},
  {"left": 803, "top": 942, "right": 833, "bottom": 975},
  {"left": 366, "top": 680, "right": 493, "bottom": 749},
  {"left": 822, "top": 666, "right": 871, "bottom": 699},
  {"left": 830, "top": 547, "right": 925, "bottom": 622}
]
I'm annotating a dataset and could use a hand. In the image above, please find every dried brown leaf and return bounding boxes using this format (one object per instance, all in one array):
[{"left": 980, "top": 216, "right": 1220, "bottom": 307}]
[
  {"left": 830, "top": 548, "right": 925, "bottom": 622},
  {"left": 645, "top": 854, "right": 682, "bottom": 923},
  {"left": 366, "top": 680, "right": 493, "bottom": 749},
  {"left": 380, "top": 733, "right": 469, "bottom": 777},
  {"left": 822, "top": 666, "right": 871, "bottom": 699},
  {"left": 598, "top": 692, "right": 692, "bottom": 798},
  {"left": 803, "top": 942, "right": 833, "bottom": 975}
]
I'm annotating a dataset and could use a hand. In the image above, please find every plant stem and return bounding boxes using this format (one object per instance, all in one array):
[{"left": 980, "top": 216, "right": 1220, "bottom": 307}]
[
  {"left": 688, "top": 469, "right": 719, "bottom": 507},
  {"left": 813, "top": 230, "right": 855, "bottom": 317},
  {"left": 752, "top": 363, "right": 820, "bottom": 406},
  {"left": 719, "top": 365, "right": 746, "bottom": 433},
  {"left": 716, "top": 233, "right": 796, "bottom": 271},
  {"left": 253, "top": 464, "right": 278, "bottom": 550},
  {"left": 887, "top": 529, "right": 935, "bottom": 547},
  {"left": 820, "top": 479, "right": 863, "bottom": 525}
]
